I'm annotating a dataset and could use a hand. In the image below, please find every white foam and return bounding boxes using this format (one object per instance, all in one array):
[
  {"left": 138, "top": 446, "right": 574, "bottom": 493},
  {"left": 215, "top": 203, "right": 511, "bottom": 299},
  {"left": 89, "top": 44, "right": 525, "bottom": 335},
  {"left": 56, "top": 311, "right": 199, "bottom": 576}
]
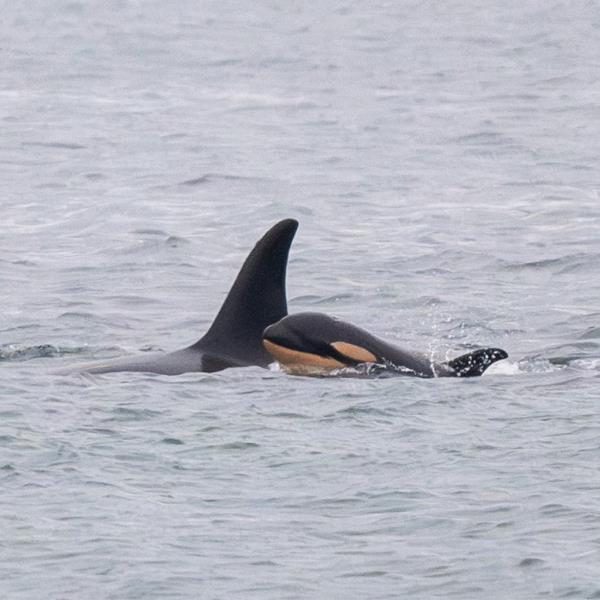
[{"left": 484, "top": 360, "right": 523, "bottom": 376}]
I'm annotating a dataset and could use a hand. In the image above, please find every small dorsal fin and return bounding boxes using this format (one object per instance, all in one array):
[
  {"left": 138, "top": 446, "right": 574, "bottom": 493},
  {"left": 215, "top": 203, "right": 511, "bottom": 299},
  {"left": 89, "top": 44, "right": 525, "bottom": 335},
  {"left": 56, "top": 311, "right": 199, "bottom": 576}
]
[
  {"left": 447, "top": 348, "right": 508, "bottom": 377},
  {"left": 193, "top": 219, "right": 298, "bottom": 366}
]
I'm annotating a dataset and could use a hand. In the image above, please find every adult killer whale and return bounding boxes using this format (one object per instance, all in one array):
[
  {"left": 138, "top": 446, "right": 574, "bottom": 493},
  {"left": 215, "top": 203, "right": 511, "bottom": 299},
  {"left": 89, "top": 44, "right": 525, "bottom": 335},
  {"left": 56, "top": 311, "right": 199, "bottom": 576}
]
[
  {"left": 263, "top": 312, "right": 508, "bottom": 378},
  {"left": 59, "top": 219, "right": 298, "bottom": 375}
]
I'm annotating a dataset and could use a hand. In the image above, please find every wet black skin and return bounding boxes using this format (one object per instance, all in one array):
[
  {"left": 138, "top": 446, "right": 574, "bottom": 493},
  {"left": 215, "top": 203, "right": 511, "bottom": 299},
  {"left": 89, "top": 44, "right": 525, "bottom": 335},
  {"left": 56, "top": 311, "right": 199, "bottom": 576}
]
[{"left": 263, "top": 312, "right": 508, "bottom": 378}]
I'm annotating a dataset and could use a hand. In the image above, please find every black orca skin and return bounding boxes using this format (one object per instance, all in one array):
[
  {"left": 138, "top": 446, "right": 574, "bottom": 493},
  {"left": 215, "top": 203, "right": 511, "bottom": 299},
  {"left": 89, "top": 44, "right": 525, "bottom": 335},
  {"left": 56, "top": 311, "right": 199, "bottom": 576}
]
[{"left": 59, "top": 219, "right": 298, "bottom": 375}]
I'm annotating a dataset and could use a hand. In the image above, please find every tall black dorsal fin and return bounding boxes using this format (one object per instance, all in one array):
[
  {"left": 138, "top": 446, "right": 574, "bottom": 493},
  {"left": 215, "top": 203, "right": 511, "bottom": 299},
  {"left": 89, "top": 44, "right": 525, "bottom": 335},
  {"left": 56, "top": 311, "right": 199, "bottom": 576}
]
[
  {"left": 447, "top": 348, "right": 508, "bottom": 377},
  {"left": 193, "top": 219, "right": 298, "bottom": 366}
]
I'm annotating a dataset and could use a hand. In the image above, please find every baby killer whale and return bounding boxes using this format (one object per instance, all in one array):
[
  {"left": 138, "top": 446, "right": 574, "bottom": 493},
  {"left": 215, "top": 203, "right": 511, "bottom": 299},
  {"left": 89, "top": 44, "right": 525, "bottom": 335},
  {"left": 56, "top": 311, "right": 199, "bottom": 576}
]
[
  {"left": 263, "top": 312, "right": 508, "bottom": 378},
  {"left": 58, "top": 219, "right": 298, "bottom": 375}
]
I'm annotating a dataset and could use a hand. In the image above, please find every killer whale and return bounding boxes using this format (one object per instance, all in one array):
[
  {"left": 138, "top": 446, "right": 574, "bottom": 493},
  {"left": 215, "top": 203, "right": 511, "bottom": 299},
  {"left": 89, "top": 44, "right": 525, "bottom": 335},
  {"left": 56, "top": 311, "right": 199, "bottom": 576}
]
[
  {"left": 59, "top": 219, "right": 298, "bottom": 375},
  {"left": 263, "top": 312, "right": 508, "bottom": 378}
]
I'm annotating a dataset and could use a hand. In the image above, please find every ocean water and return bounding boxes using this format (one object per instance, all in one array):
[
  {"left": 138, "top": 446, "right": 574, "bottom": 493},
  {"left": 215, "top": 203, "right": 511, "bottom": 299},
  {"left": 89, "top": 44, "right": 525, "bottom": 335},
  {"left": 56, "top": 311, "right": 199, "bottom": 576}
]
[{"left": 2, "top": 1, "right": 600, "bottom": 598}]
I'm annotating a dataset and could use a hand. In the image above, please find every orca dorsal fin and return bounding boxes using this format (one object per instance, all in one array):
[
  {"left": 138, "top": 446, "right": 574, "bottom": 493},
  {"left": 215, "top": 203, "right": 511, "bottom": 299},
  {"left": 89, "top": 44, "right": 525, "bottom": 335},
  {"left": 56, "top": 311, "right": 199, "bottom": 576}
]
[
  {"left": 193, "top": 219, "right": 298, "bottom": 366},
  {"left": 447, "top": 347, "right": 508, "bottom": 377}
]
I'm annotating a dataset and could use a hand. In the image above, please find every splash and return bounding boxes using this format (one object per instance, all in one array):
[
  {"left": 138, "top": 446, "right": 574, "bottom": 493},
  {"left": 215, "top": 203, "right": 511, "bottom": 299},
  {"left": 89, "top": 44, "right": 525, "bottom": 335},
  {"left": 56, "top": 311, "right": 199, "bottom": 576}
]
[{"left": 0, "top": 344, "right": 83, "bottom": 362}]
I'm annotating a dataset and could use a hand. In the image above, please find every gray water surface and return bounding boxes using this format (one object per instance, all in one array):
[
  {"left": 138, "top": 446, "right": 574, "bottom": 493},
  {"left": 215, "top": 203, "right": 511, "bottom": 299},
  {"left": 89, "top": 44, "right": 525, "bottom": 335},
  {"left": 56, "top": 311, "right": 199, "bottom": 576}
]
[{"left": 2, "top": 2, "right": 600, "bottom": 598}]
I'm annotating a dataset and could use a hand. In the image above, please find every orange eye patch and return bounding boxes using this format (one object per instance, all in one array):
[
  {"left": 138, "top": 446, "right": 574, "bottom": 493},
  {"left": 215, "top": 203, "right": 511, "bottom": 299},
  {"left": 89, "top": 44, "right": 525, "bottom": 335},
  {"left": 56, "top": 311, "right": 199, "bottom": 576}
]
[{"left": 330, "top": 342, "right": 377, "bottom": 363}]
